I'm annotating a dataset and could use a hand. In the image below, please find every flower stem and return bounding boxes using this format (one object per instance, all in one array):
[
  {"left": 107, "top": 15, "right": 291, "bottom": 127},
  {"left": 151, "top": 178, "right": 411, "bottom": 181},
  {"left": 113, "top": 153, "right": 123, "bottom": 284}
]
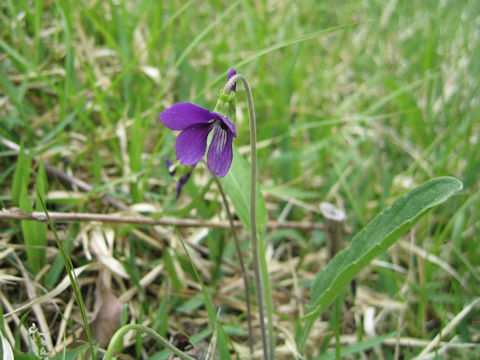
[
  {"left": 104, "top": 324, "right": 196, "bottom": 360},
  {"left": 224, "top": 74, "right": 273, "bottom": 360},
  {"left": 211, "top": 172, "right": 254, "bottom": 356}
]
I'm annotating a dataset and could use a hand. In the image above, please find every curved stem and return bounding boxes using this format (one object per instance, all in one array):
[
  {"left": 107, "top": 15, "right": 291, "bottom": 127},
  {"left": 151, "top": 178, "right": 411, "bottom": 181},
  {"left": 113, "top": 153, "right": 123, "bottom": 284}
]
[
  {"left": 224, "top": 74, "right": 272, "bottom": 360},
  {"left": 211, "top": 172, "right": 254, "bottom": 356},
  {"left": 104, "top": 324, "right": 196, "bottom": 360}
]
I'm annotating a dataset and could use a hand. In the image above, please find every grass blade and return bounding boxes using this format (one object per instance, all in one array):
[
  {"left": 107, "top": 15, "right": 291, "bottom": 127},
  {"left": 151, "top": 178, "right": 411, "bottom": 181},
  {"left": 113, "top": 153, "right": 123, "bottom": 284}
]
[
  {"left": 197, "top": 21, "right": 368, "bottom": 98},
  {"left": 313, "top": 332, "right": 396, "bottom": 360},
  {"left": 1, "top": 330, "right": 14, "bottom": 360},
  {"left": 19, "top": 175, "right": 46, "bottom": 274},
  {"left": 11, "top": 142, "right": 27, "bottom": 206},
  {"left": 35, "top": 187, "right": 96, "bottom": 359},
  {"left": 175, "top": 231, "right": 231, "bottom": 360}
]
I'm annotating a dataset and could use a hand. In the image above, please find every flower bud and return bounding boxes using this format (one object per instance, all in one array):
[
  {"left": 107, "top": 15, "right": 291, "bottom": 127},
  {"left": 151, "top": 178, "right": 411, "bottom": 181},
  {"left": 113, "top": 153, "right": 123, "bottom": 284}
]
[
  {"left": 213, "top": 68, "right": 237, "bottom": 123},
  {"left": 227, "top": 68, "right": 237, "bottom": 92}
]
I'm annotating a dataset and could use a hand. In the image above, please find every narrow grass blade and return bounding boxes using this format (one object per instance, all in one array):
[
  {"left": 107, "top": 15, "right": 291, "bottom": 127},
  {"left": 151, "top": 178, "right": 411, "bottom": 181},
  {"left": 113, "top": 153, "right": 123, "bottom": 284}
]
[
  {"left": 1, "top": 330, "right": 14, "bottom": 360},
  {"left": 175, "top": 231, "right": 231, "bottom": 360},
  {"left": 11, "top": 142, "right": 28, "bottom": 206},
  {"left": 20, "top": 186, "right": 46, "bottom": 274},
  {"left": 37, "top": 113, "right": 76, "bottom": 147},
  {"left": 0, "top": 37, "right": 34, "bottom": 71},
  {"left": 4, "top": 264, "right": 95, "bottom": 317},
  {"left": 149, "top": 0, "right": 241, "bottom": 103},
  {"left": 198, "top": 21, "right": 368, "bottom": 98},
  {"left": 103, "top": 0, "right": 196, "bottom": 95},
  {"left": 163, "top": 249, "right": 183, "bottom": 291},
  {"left": 205, "top": 309, "right": 221, "bottom": 360},
  {"left": 171, "top": 0, "right": 241, "bottom": 73},
  {"left": 35, "top": 187, "right": 96, "bottom": 359},
  {"left": 34, "top": 161, "right": 48, "bottom": 272},
  {"left": 314, "top": 332, "right": 396, "bottom": 360}
]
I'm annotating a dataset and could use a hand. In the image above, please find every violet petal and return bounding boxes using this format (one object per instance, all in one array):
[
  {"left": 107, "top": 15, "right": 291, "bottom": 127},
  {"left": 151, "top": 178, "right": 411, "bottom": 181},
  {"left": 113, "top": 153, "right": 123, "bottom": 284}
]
[
  {"left": 175, "top": 123, "right": 211, "bottom": 166},
  {"left": 227, "top": 68, "right": 237, "bottom": 92},
  {"left": 159, "top": 102, "right": 218, "bottom": 130},
  {"left": 207, "top": 125, "right": 234, "bottom": 177},
  {"left": 176, "top": 170, "right": 193, "bottom": 198}
]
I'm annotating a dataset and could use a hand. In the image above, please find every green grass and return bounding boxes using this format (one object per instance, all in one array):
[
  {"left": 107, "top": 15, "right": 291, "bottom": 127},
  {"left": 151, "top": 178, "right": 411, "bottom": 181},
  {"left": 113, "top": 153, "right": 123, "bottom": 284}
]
[{"left": 1, "top": 0, "right": 479, "bottom": 359}]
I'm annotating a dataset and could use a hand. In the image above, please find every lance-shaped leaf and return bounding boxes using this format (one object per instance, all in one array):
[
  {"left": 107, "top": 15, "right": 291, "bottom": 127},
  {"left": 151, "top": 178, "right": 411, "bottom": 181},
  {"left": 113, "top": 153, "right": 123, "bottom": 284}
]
[
  {"left": 297, "top": 177, "right": 462, "bottom": 351},
  {"left": 309, "top": 176, "right": 462, "bottom": 318}
]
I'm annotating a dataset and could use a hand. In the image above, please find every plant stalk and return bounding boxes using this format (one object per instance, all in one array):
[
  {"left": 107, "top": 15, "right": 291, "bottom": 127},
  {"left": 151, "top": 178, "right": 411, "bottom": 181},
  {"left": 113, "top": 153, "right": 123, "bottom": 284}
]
[
  {"left": 224, "top": 74, "right": 273, "bottom": 360},
  {"left": 211, "top": 172, "right": 254, "bottom": 356}
]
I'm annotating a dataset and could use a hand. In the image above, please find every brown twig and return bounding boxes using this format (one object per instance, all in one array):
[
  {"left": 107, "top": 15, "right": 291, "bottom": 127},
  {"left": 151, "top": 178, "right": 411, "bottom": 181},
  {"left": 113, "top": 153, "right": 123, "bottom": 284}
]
[
  {"left": 1, "top": 137, "right": 325, "bottom": 231},
  {"left": 0, "top": 208, "right": 324, "bottom": 230}
]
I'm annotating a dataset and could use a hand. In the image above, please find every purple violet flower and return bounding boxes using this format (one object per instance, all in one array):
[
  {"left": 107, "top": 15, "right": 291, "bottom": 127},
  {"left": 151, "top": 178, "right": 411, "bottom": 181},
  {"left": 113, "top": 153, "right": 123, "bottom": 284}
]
[
  {"left": 159, "top": 69, "right": 238, "bottom": 177},
  {"left": 164, "top": 157, "right": 195, "bottom": 198}
]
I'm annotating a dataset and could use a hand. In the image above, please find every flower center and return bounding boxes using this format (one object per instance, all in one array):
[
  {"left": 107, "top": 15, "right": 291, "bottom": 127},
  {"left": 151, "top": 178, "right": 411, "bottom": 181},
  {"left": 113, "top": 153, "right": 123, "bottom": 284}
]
[{"left": 214, "top": 125, "right": 227, "bottom": 153}]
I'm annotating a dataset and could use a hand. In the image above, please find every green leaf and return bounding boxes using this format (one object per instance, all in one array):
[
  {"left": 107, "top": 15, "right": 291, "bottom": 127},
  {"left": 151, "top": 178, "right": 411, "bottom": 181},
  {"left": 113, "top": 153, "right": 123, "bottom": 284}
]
[
  {"left": 310, "top": 177, "right": 462, "bottom": 318},
  {"left": 11, "top": 142, "right": 27, "bottom": 206},
  {"left": 49, "top": 344, "right": 90, "bottom": 360},
  {"left": 296, "top": 177, "right": 462, "bottom": 352},
  {"left": 313, "top": 332, "right": 396, "bottom": 360},
  {"left": 33, "top": 163, "right": 47, "bottom": 272},
  {"left": 20, "top": 186, "right": 45, "bottom": 274},
  {"left": 219, "top": 146, "right": 267, "bottom": 237},
  {"left": 16, "top": 161, "right": 48, "bottom": 275},
  {"left": 35, "top": 161, "right": 48, "bottom": 201}
]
